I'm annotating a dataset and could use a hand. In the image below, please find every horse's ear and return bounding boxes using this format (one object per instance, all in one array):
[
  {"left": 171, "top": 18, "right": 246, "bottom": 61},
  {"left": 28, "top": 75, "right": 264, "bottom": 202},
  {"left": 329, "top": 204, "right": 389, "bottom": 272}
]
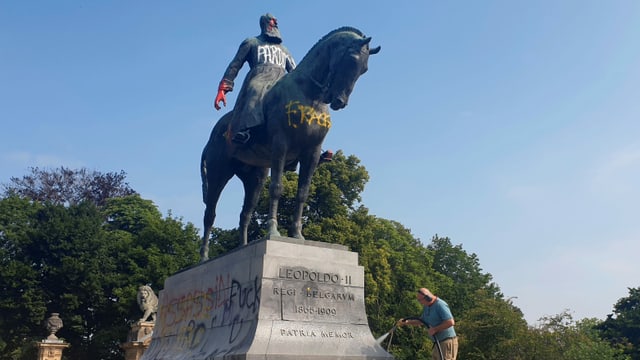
[{"left": 360, "top": 37, "right": 380, "bottom": 55}]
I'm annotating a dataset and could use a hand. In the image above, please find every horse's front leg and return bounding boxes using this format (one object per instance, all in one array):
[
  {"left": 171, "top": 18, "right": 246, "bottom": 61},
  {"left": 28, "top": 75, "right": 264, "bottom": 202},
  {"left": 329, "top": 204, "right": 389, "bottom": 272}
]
[
  {"left": 267, "top": 140, "right": 287, "bottom": 238},
  {"left": 289, "top": 148, "right": 321, "bottom": 239}
]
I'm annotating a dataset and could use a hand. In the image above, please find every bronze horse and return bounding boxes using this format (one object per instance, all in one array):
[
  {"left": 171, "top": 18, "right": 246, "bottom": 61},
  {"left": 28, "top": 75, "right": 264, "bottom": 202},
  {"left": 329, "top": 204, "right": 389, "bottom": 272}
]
[{"left": 200, "top": 27, "right": 380, "bottom": 261}]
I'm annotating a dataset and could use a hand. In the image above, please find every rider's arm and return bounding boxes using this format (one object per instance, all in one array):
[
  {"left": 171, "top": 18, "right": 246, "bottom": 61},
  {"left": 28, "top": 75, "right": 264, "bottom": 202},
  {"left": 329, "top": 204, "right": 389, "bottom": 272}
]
[
  {"left": 221, "top": 37, "right": 254, "bottom": 87},
  {"left": 215, "top": 38, "right": 253, "bottom": 109}
]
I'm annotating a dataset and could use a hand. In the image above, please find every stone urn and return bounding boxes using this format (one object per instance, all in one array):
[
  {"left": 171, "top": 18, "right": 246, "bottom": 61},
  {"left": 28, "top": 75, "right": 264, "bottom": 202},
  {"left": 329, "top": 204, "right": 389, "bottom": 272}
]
[{"left": 45, "top": 313, "right": 63, "bottom": 340}]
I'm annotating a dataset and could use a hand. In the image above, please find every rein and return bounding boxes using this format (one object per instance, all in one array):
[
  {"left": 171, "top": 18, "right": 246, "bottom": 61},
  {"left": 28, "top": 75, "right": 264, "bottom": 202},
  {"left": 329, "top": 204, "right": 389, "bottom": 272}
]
[
  {"left": 308, "top": 42, "right": 350, "bottom": 99},
  {"left": 310, "top": 71, "right": 330, "bottom": 95}
]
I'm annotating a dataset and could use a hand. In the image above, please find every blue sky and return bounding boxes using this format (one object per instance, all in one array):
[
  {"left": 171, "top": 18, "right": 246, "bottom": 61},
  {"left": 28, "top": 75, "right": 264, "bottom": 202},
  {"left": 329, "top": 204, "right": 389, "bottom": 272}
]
[{"left": 2, "top": 1, "right": 639, "bottom": 325}]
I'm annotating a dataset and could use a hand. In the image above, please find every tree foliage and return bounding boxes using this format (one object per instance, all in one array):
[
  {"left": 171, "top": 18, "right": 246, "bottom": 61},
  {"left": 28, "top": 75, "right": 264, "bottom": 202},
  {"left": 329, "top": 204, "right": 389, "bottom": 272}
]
[
  {"left": 2, "top": 167, "right": 136, "bottom": 207},
  {"left": 524, "top": 312, "right": 630, "bottom": 360},
  {"left": 1, "top": 159, "right": 633, "bottom": 360},
  {"left": 456, "top": 294, "right": 528, "bottom": 359},
  {"left": 0, "top": 169, "right": 199, "bottom": 360},
  {"left": 598, "top": 287, "right": 640, "bottom": 359},
  {"left": 427, "top": 236, "right": 503, "bottom": 318}
]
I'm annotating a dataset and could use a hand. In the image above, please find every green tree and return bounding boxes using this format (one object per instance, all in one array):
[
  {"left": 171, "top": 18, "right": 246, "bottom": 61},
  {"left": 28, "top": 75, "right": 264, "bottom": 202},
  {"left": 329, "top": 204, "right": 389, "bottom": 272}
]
[
  {"left": 457, "top": 306, "right": 629, "bottom": 360},
  {"left": 456, "top": 294, "right": 529, "bottom": 359},
  {"left": 524, "top": 312, "right": 630, "bottom": 360},
  {"left": 0, "top": 195, "right": 46, "bottom": 359},
  {"left": 2, "top": 167, "right": 136, "bottom": 207},
  {"left": 427, "top": 236, "right": 503, "bottom": 318},
  {"left": 0, "top": 168, "right": 199, "bottom": 360},
  {"left": 566, "top": 318, "right": 630, "bottom": 360},
  {"left": 599, "top": 287, "right": 640, "bottom": 359}
]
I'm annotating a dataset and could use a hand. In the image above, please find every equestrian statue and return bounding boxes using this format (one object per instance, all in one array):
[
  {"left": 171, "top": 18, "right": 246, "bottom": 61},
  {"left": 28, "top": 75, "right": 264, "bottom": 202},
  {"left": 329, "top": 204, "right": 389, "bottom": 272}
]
[{"left": 200, "top": 18, "right": 380, "bottom": 261}]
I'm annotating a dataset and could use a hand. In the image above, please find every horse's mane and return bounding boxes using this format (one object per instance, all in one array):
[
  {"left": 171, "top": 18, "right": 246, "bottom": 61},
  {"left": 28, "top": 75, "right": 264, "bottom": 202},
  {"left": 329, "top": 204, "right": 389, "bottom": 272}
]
[
  {"left": 298, "top": 26, "right": 365, "bottom": 65},
  {"left": 315, "top": 26, "right": 365, "bottom": 45}
]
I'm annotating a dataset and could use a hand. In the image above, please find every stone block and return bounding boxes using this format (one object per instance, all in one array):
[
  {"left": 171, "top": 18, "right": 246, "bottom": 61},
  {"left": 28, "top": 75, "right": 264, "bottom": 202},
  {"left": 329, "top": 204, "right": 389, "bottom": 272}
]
[{"left": 141, "top": 236, "right": 393, "bottom": 359}]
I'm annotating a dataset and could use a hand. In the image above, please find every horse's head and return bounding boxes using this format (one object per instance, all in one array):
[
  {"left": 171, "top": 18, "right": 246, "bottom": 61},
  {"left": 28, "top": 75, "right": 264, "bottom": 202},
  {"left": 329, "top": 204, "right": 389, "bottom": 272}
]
[{"left": 325, "top": 35, "right": 381, "bottom": 110}]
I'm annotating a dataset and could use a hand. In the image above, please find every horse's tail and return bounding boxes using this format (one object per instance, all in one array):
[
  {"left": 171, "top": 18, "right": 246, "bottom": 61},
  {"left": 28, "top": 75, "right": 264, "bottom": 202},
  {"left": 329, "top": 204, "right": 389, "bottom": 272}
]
[
  {"left": 201, "top": 143, "right": 208, "bottom": 204},
  {"left": 201, "top": 111, "right": 233, "bottom": 204}
]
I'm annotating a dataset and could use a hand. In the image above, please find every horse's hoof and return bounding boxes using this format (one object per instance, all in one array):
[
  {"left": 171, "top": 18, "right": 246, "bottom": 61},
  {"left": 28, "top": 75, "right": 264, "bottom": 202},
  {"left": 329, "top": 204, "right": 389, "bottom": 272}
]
[{"left": 267, "top": 220, "right": 281, "bottom": 238}]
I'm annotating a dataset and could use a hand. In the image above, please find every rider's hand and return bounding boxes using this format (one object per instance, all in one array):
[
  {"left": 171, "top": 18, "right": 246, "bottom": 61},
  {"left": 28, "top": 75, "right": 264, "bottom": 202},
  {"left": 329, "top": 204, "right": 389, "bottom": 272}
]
[
  {"left": 214, "top": 80, "right": 232, "bottom": 110},
  {"left": 214, "top": 89, "right": 226, "bottom": 110},
  {"left": 396, "top": 318, "right": 406, "bottom": 327}
]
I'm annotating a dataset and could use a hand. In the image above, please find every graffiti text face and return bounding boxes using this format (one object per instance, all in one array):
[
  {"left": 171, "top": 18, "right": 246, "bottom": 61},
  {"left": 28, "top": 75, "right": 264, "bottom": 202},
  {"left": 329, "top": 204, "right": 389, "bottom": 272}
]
[
  {"left": 285, "top": 101, "right": 331, "bottom": 129},
  {"left": 257, "top": 45, "right": 293, "bottom": 69}
]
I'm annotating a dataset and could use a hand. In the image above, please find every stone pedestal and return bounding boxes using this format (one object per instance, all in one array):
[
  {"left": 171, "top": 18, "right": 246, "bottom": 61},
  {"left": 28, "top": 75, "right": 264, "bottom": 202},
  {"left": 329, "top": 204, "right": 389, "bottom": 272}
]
[
  {"left": 121, "top": 321, "right": 155, "bottom": 360},
  {"left": 141, "top": 236, "right": 394, "bottom": 359},
  {"left": 36, "top": 340, "right": 69, "bottom": 360}
]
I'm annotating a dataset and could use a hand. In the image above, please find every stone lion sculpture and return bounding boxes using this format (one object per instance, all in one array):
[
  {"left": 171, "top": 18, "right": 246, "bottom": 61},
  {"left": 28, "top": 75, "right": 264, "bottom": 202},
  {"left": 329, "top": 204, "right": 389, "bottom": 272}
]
[{"left": 137, "top": 285, "right": 158, "bottom": 322}]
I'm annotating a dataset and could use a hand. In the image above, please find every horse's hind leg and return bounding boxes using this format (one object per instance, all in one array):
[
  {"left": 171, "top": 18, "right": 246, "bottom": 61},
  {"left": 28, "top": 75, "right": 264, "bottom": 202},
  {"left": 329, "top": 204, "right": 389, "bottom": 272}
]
[
  {"left": 236, "top": 166, "right": 269, "bottom": 245},
  {"left": 201, "top": 162, "right": 234, "bottom": 262}
]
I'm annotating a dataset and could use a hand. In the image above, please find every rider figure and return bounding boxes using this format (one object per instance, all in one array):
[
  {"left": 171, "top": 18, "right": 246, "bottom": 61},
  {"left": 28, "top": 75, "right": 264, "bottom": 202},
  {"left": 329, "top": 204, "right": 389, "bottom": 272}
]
[
  {"left": 214, "top": 13, "right": 295, "bottom": 145},
  {"left": 214, "top": 14, "right": 332, "bottom": 163}
]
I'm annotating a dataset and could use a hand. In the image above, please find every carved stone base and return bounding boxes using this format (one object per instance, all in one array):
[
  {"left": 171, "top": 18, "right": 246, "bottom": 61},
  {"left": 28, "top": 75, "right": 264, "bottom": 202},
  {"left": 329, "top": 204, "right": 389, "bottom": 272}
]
[
  {"left": 141, "top": 236, "right": 394, "bottom": 359},
  {"left": 121, "top": 321, "right": 154, "bottom": 360},
  {"left": 128, "top": 321, "right": 155, "bottom": 342},
  {"left": 36, "top": 340, "right": 69, "bottom": 360}
]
